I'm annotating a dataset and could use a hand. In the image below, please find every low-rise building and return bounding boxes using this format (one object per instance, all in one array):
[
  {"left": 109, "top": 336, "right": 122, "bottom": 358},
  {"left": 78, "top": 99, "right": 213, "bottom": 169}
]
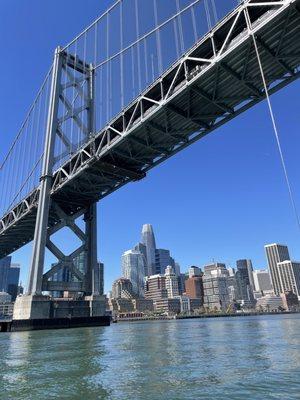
[
  {"left": 280, "top": 291, "right": 299, "bottom": 311},
  {"left": 256, "top": 295, "right": 283, "bottom": 311},
  {"left": 155, "top": 298, "right": 181, "bottom": 315},
  {"left": 132, "top": 298, "right": 154, "bottom": 313}
]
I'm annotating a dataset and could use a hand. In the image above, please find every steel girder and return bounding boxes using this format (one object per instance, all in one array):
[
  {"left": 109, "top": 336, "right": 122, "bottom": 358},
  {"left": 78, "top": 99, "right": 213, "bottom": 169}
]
[{"left": 0, "top": 0, "right": 300, "bottom": 259}]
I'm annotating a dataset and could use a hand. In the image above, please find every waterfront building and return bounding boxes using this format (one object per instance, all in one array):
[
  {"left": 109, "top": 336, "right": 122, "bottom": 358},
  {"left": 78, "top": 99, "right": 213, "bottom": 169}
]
[
  {"left": 227, "top": 273, "right": 238, "bottom": 302},
  {"left": 0, "top": 257, "right": 11, "bottom": 292},
  {"left": 203, "top": 263, "right": 230, "bottom": 311},
  {"left": 145, "top": 274, "right": 168, "bottom": 301},
  {"left": 253, "top": 269, "right": 273, "bottom": 293},
  {"left": 265, "top": 244, "right": 290, "bottom": 295},
  {"left": 155, "top": 298, "right": 181, "bottom": 315},
  {"left": 132, "top": 299, "right": 154, "bottom": 313},
  {"left": 280, "top": 291, "right": 299, "bottom": 311},
  {"left": 203, "top": 275, "right": 229, "bottom": 311},
  {"left": 235, "top": 259, "right": 255, "bottom": 305},
  {"left": 98, "top": 262, "right": 104, "bottom": 295},
  {"left": 112, "top": 278, "right": 134, "bottom": 299},
  {"left": 109, "top": 298, "right": 135, "bottom": 313},
  {"left": 6, "top": 263, "right": 20, "bottom": 301},
  {"left": 121, "top": 249, "right": 145, "bottom": 297},
  {"left": 0, "top": 257, "right": 20, "bottom": 301},
  {"left": 277, "top": 260, "right": 300, "bottom": 298},
  {"left": 175, "top": 296, "right": 203, "bottom": 313},
  {"left": 165, "top": 266, "right": 179, "bottom": 298},
  {"left": 185, "top": 274, "right": 204, "bottom": 302},
  {"left": 255, "top": 294, "right": 283, "bottom": 311},
  {"left": 141, "top": 224, "right": 157, "bottom": 276}
]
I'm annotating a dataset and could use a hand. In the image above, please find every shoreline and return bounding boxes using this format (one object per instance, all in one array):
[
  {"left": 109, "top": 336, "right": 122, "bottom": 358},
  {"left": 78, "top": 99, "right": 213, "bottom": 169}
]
[{"left": 115, "top": 310, "right": 300, "bottom": 322}]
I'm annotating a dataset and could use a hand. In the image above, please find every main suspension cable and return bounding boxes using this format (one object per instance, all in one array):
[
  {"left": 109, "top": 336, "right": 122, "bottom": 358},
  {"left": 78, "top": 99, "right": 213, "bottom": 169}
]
[{"left": 247, "top": 11, "right": 300, "bottom": 232}]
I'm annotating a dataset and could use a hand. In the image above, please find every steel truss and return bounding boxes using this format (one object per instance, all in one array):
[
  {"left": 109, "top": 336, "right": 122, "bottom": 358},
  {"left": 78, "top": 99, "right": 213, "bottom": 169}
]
[
  {"left": 25, "top": 48, "right": 98, "bottom": 295},
  {"left": 0, "top": 0, "right": 300, "bottom": 261}
]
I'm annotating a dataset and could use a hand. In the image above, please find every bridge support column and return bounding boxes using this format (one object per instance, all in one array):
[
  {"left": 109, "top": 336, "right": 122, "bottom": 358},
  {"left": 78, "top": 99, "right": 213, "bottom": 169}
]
[{"left": 27, "top": 47, "right": 63, "bottom": 296}]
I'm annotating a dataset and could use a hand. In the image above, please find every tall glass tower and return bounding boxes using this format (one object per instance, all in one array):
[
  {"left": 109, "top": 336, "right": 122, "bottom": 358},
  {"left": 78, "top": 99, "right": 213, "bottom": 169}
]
[{"left": 141, "top": 224, "right": 157, "bottom": 276}]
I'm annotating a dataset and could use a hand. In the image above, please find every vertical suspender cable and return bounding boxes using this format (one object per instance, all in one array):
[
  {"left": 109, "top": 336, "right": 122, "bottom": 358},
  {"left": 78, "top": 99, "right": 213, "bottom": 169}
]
[
  {"left": 120, "top": 1, "right": 124, "bottom": 109},
  {"left": 154, "top": 0, "right": 163, "bottom": 75},
  {"left": 211, "top": 0, "right": 218, "bottom": 25},
  {"left": 191, "top": 5, "right": 198, "bottom": 42},
  {"left": 144, "top": 38, "right": 149, "bottom": 84},
  {"left": 131, "top": 46, "right": 135, "bottom": 98},
  {"left": 176, "top": 0, "right": 185, "bottom": 54},
  {"left": 245, "top": 9, "right": 300, "bottom": 232},
  {"left": 173, "top": 19, "right": 180, "bottom": 59},
  {"left": 204, "top": 0, "right": 212, "bottom": 30},
  {"left": 106, "top": 13, "right": 110, "bottom": 123},
  {"left": 94, "top": 22, "right": 98, "bottom": 131},
  {"left": 135, "top": 0, "right": 142, "bottom": 93}
]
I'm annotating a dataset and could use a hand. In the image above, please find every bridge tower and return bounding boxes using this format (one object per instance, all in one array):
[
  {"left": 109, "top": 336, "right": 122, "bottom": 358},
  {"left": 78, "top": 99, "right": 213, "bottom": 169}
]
[{"left": 13, "top": 47, "right": 105, "bottom": 321}]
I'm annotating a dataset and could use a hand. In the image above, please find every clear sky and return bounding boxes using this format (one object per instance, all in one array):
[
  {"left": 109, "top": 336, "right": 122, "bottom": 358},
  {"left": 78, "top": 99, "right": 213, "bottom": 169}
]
[{"left": 1, "top": 0, "right": 300, "bottom": 293}]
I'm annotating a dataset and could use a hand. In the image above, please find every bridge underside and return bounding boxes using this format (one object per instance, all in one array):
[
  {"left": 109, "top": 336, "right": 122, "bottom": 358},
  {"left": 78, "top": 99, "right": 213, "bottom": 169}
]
[{"left": 1, "top": 0, "right": 300, "bottom": 258}]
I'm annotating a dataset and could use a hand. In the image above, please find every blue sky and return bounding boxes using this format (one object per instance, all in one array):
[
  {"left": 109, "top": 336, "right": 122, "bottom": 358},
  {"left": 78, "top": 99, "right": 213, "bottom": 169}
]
[{"left": 1, "top": 0, "right": 300, "bottom": 292}]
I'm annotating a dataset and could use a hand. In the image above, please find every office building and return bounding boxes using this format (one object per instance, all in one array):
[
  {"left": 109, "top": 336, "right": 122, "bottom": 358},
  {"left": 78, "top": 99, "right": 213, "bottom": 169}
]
[
  {"left": 141, "top": 224, "right": 156, "bottom": 276},
  {"left": 203, "top": 263, "right": 230, "bottom": 311},
  {"left": 112, "top": 278, "right": 134, "bottom": 299},
  {"left": 280, "top": 291, "right": 299, "bottom": 311},
  {"left": 256, "top": 294, "right": 283, "bottom": 311},
  {"left": 265, "top": 244, "right": 290, "bottom": 295},
  {"left": 121, "top": 249, "right": 145, "bottom": 297},
  {"left": 145, "top": 275, "right": 168, "bottom": 301},
  {"left": 185, "top": 274, "right": 204, "bottom": 302},
  {"left": 0, "top": 257, "right": 11, "bottom": 292},
  {"left": 0, "top": 257, "right": 20, "bottom": 301},
  {"left": 98, "top": 262, "right": 104, "bottom": 295},
  {"left": 253, "top": 269, "right": 273, "bottom": 293},
  {"left": 189, "top": 266, "right": 201, "bottom": 278},
  {"left": 277, "top": 261, "right": 300, "bottom": 298},
  {"left": 236, "top": 259, "right": 255, "bottom": 305},
  {"left": 165, "top": 266, "right": 179, "bottom": 298},
  {"left": 204, "top": 263, "right": 228, "bottom": 277},
  {"left": 155, "top": 298, "right": 181, "bottom": 314},
  {"left": 155, "top": 248, "right": 174, "bottom": 275},
  {"left": 178, "top": 273, "right": 186, "bottom": 295}
]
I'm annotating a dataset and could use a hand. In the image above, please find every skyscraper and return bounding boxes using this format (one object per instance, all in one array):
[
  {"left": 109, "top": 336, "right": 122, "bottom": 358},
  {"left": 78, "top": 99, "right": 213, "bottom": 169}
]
[
  {"left": 121, "top": 249, "right": 145, "bottom": 297},
  {"left": 155, "top": 248, "right": 174, "bottom": 275},
  {"left": 141, "top": 224, "right": 156, "bottom": 276},
  {"left": 0, "top": 257, "right": 11, "bottom": 292},
  {"left": 236, "top": 259, "right": 254, "bottom": 304},
  {"left": 165, "top": 266, "right": 179, "bottom": 298},
  {"left": 7, "top": 264, "right": 20, "bottom": 301},
  {"left": 253, "top": 269, "right": 273, "bottom": 293},
  {"left": 265, "top": 244, "right": 290, "bottom": 295},
  {"left": 0, "top": 257, "right": 20, "bottom": 301},
  {"left": 277, "top": 261, "right": 300, "bottom": 297},
  {"left": 203, "top": 263, "right": 230, "bottom": 311}
]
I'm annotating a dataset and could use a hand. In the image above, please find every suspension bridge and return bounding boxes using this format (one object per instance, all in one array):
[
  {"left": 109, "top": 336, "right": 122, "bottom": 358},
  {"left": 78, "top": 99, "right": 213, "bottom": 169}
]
[{"left": 0, "top": 0, "right": 300, "bottom": 324}]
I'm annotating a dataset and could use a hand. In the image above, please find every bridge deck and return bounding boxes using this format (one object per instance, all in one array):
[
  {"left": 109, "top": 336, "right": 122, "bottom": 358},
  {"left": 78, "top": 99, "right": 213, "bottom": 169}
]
[{"left": 1, "top": 0, "right": 300, "bottom": 258}]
